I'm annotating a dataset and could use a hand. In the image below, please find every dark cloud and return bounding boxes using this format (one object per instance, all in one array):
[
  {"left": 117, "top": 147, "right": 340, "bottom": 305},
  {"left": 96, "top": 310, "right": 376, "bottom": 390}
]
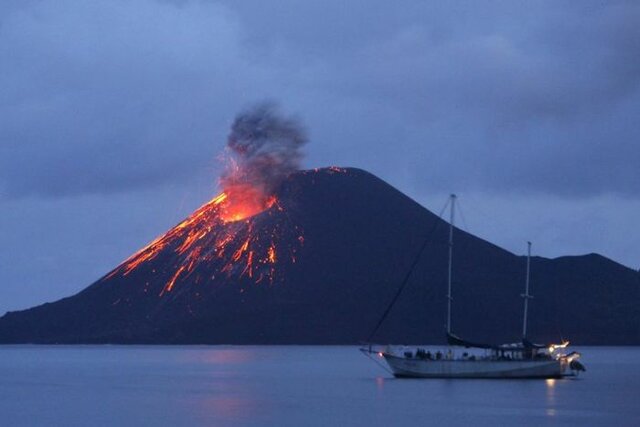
[{"left": 1, "top": 0, "right": 638, "bottom": 199}]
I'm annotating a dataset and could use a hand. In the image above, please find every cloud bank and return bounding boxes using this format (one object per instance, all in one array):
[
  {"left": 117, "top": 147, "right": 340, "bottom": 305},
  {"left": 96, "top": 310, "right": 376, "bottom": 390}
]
[{"left": 1, "top": 0, "right": 639, "bottom": 199}]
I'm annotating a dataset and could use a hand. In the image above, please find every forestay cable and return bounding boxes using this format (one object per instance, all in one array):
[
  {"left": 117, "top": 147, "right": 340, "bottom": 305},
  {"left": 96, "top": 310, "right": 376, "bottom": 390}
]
[{"left": 366, "top": 198, "right": 450, "bottom": 342}]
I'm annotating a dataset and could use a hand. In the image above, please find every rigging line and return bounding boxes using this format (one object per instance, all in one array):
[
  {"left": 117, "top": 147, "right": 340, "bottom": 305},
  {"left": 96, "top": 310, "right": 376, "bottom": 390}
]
[
  {"left": 360, "top": 349, "right": 394, "bottom": 374},
  {"left": 366, "top": 197, "right": 450, "bottom": 342},
  {"left": 450, "top": 197, "right": 474, "bottom": 276}
]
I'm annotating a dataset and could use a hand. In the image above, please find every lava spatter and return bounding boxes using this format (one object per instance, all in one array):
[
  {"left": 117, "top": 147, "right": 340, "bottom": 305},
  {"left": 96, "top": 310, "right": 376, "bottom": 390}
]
[{"left": 106, "top": 187, "right": 304, "bottom": 296}]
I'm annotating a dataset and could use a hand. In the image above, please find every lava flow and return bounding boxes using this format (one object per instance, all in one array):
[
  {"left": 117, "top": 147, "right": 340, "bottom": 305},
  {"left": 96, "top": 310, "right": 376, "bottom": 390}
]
[
  {"left": 105, "top": 103, "right": 308, "bottom": 296},
  {"left": 106, "top": 185, "right": 303, "bottom": 296}
]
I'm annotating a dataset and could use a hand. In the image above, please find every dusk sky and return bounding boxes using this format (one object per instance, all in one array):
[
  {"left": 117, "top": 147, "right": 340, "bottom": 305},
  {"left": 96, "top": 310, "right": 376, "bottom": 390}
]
[{"left": 1, "top": 0, "right": 639, "bottom": 315}]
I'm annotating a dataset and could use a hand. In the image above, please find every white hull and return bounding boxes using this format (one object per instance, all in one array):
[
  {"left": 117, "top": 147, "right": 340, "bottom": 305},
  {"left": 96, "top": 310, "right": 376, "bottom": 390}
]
[{"left": 384, "top": 354, "right": 567, "bottom": 379}]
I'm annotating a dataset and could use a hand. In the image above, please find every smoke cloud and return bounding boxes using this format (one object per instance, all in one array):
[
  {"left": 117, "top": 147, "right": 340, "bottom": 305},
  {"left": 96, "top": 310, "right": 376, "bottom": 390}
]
[{"left": 220, "top": 103, "right": 308, "bottom": 197}]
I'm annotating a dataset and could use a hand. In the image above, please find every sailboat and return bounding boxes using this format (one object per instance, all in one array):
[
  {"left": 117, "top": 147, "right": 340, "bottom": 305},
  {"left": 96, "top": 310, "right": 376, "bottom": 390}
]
[{"left": 362, "top": 194, "right": 585, "bottom": 379}]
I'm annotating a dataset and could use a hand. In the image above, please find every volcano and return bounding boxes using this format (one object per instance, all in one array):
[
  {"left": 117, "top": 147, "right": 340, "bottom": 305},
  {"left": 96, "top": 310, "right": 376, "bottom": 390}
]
[{"left": 0, "top": 167, "right": 638, "bottom": 344}]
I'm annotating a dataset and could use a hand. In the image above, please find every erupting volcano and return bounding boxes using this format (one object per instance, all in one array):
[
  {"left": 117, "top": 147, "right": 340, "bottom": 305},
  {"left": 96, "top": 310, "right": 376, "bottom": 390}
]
[
  {"left": 105, "top": 188, "right": 297, "bottom": 297},
  {"left": 104, "top": 104, "right": 309, "bottom": 296},
  {"left": 1, "top": 105, "right": 638, "bottom": 344}
]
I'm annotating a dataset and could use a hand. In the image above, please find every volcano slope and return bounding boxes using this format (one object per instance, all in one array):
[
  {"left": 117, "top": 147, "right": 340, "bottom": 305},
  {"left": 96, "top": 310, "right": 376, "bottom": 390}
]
[{"left": 0, "top": 167, "right": 638, "bottom": 344}]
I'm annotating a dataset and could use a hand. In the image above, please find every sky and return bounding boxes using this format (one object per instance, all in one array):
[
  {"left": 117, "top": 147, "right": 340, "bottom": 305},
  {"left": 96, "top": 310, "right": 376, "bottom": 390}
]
[{"left": 1, "top": 0, "right": 639, "bottom": 314}]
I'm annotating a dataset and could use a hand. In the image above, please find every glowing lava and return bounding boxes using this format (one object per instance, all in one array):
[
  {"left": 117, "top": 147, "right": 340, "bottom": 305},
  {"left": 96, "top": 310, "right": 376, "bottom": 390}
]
[
  {"left": 105, "top": 185, "right": 303, "bottom": 296},
  {"left": 218, "top": 184, "right": 277, "bottom": 223}
]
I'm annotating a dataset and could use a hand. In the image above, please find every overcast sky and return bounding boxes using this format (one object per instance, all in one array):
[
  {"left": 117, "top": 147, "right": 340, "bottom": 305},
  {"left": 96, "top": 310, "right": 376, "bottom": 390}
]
[{"left": 1, "top": 0, "right": 639, "bottom": 314}]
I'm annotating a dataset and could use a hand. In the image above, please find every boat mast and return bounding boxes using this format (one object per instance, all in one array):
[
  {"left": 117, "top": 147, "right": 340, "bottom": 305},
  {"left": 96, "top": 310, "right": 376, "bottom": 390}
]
[
  {"left": 446, "top": 194, "right": 456, "bottom": 334},
  {"left": 521, "top": 241, "right": 533, "bottom": 339}
]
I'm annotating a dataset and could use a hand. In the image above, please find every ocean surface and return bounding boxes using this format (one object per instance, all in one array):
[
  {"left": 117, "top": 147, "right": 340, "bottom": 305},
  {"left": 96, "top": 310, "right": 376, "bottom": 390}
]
[{"left": 0, "top": 346, "right": 638, "bottom": 426}]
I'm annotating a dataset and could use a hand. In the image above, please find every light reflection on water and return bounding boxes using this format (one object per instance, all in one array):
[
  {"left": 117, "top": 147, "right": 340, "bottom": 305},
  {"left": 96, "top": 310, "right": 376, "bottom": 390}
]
[
  {"left": 0, "top": 346, "right": 638, "bottom": 426},
  {"left": 186, "top": 347, "right": 257, "bottom": 364},
  {"left": 545, "top": 378, "right": 556, "bottom": 417}
]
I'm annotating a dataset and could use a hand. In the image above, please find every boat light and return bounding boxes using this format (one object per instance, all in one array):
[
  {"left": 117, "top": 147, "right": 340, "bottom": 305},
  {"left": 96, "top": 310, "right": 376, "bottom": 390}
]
[{"left": 548, "top": 340, "right": 570, "bottom": 353}]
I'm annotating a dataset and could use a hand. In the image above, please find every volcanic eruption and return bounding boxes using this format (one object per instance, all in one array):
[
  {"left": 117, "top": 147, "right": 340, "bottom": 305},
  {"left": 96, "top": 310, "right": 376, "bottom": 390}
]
[
  {"left": 106, "top": 103, "right": 309, "bottom": 296},
  {"left": 219, "top": 103, "right": 306, "bottom": 221}
]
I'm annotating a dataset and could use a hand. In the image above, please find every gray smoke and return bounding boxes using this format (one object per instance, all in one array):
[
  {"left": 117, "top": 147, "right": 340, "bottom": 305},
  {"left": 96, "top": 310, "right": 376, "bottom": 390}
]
[{"left": 220, "top": 103, "right": 308, "bottom": 196}]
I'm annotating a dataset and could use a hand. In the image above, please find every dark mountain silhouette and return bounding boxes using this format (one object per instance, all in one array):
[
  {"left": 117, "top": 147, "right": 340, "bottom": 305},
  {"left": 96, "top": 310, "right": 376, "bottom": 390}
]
[{"left": 0, "top": 167, "right": 638, "bottom": 344}]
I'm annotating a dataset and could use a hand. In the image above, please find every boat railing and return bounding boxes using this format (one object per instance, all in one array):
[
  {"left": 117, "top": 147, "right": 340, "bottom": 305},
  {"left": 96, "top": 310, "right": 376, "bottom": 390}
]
[{"left": 384, "top": 345, "right": 564, "bottom": 362}]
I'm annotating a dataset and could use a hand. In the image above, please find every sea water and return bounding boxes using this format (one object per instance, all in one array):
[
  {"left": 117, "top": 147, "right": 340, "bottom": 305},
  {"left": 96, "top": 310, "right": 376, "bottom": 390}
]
[{"left": 0, "top": 346, "right": 638, "bottom": 426}]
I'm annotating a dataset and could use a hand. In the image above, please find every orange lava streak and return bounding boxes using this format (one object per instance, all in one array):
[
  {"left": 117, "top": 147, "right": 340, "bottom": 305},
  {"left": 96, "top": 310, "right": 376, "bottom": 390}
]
[
  {"left": 246, "top": 251, "right": 254, "bottom": 278},
  {"left": 107, "top": 235, "right": 167, "bottom": 278},
  {"left": 232, "top": 239, "right": 250, "bottom": 262},
  {"left": 267, "top": 245, "right": 276, "bottom": 263},
  {"left": 161, "top": 265, "right": 187, "bottom": 295},
  {"left": 177, "top": 229, "right": 208, "bottom": 255},
  {"left": 212, "top": 193, "right": 228, "bottom": 205}
]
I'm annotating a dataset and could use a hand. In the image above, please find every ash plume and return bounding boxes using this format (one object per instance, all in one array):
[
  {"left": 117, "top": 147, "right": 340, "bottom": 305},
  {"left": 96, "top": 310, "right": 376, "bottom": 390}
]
[{"left": 220, "top": 103, "right": 308, "bottom": 197}]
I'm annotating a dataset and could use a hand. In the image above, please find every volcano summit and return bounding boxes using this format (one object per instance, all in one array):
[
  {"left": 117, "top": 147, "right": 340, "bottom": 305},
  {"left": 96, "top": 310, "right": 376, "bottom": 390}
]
[{"left": 0, "top": 167, "right": 639, "bottom": 344}]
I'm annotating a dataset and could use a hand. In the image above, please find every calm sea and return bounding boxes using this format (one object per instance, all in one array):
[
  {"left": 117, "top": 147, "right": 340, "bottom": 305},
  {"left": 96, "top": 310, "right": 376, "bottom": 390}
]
[{"left": 0, "top": 346, "right": 638, "bottom": 426}]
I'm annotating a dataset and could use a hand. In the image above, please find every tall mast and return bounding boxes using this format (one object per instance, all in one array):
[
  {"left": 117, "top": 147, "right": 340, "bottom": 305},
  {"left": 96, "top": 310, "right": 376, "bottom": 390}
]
[
  {"left": 446, "top": 194, "right": 456, "bottom": 334},
  {"left": 521, "top": 241, "right": 533, "bottom": 339}
]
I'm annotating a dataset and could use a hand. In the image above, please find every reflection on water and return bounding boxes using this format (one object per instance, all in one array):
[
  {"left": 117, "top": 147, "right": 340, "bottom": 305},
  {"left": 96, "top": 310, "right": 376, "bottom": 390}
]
[
  {"left": 545, "top": 378, "right": 557, "bottom": 417},
  {"left": 0, "top": 346, "right": 638, "bottom": 426},
  {"left": 188, "top": 348, "right": 257, "bottom": 364}
]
